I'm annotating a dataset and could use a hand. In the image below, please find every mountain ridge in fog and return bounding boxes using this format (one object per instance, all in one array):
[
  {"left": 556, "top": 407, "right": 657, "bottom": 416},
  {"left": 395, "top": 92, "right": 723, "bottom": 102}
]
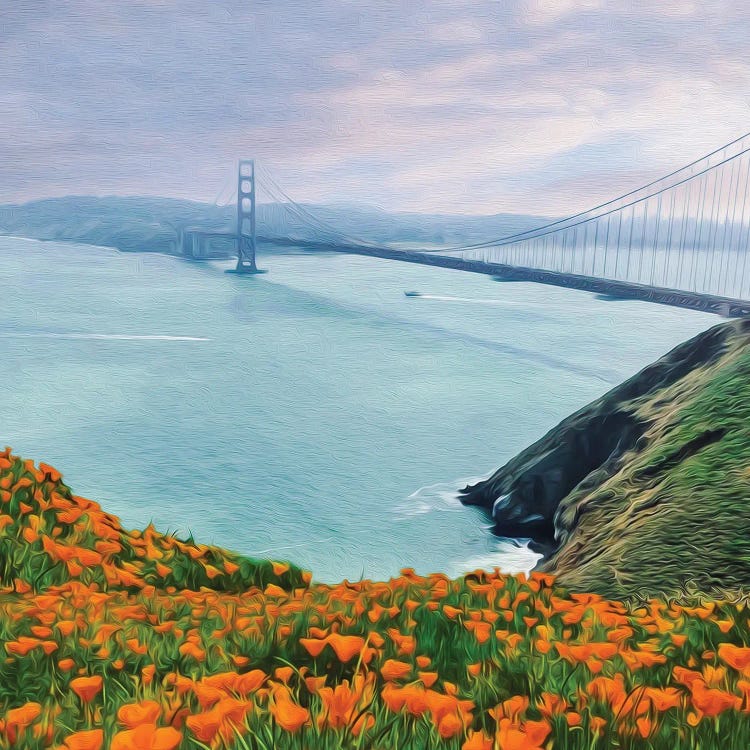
[{"left": 0, "top": 196, "right": 551, "bottom": 254}]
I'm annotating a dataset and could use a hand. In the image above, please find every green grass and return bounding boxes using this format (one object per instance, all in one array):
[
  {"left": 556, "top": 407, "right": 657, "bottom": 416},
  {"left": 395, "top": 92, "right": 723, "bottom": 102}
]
[{"left": 550, "top": 322, "right": 750, "bottom": 598}]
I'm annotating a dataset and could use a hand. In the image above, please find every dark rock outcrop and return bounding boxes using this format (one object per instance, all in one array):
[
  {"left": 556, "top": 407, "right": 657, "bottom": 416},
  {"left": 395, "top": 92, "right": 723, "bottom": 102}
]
[{"left": 459, "top": 320, "right": 745, "bottom": 556}]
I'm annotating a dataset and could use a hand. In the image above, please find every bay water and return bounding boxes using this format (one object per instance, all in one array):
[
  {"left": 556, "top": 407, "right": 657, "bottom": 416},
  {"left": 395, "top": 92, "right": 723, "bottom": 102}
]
[{"left": 0, "top": 237, "right": 716, "bottom": 582}]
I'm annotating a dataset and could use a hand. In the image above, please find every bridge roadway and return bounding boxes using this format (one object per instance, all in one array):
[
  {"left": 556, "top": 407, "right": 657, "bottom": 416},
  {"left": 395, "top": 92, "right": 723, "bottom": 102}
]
[{"left": 262, "top": 238, "right": 750, "bottom": 318}]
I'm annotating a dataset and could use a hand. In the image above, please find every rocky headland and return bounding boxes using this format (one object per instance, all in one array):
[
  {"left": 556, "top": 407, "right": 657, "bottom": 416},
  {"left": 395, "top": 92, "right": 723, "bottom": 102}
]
[{"left": 461, "top": 319, "right": 750, "bottom": 598}]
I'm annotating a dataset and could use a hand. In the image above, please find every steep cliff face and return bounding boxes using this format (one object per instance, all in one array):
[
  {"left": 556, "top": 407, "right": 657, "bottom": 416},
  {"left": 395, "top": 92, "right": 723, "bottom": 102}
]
[{"left": 461, "top": 319, "right": 750, "bottom": 597}]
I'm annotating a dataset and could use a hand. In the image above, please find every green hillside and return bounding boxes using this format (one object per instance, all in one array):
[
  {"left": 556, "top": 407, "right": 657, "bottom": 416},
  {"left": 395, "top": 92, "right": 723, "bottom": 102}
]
[{"left": 463, "top": 319, "right": 750, "bottom": 599}]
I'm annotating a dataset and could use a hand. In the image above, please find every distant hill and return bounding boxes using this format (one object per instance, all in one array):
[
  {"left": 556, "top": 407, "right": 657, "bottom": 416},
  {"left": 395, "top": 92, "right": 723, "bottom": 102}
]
[
  {"left": 0, "top": 197, "right": 232, "bottom": 255},
  {"left": 0, "top": 196, "right": 550, "bottom": 255}
]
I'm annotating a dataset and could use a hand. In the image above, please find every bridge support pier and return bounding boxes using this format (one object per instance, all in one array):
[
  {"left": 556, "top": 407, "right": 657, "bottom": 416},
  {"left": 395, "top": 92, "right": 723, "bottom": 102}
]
[{"left": 232, "top": 159, "right": 264, "bottom": 274}]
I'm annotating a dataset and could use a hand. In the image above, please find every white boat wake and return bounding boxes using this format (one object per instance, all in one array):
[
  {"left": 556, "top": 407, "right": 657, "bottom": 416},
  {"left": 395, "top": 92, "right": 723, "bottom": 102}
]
[
  {"left": 409, "top": 294, "right": 521, "bottom": 307},
  {"left": 0, "top": 332, "right": 210, "bottom": 341}
]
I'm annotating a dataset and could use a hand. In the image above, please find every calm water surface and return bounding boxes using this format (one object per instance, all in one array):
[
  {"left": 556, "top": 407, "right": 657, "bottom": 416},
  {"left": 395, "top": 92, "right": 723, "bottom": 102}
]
[{"left": 0, "top": 237, "right": 716, "bottom": 582}]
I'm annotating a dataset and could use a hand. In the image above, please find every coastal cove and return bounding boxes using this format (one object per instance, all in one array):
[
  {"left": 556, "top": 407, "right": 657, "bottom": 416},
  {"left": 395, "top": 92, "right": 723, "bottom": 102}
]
[{"left": 0, "top": 236, "right": 717, "bottom": 582}]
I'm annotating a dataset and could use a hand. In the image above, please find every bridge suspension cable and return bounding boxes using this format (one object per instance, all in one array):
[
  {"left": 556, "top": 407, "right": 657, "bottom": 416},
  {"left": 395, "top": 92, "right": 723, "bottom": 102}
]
[
  {"left": 477, "top": 142, "right": 750, "bottom": 247},
  {"left": 442, "top": 131, "right": 750, "bottom": 253},
  {"left": 212, "top": 168, "right": 237, "bottom": 207},
  {"left": 256, "top": 165, "right": 386, "bottom": 250},
  {"left": 453, "top": 133, "right": 750, "bottom": 301}
]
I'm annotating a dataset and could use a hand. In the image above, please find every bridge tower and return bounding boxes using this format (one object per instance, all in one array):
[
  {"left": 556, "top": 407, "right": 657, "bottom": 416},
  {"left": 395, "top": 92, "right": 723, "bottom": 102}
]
[{"left": 234, "top": 159, "right": 262, "bottom": 273}]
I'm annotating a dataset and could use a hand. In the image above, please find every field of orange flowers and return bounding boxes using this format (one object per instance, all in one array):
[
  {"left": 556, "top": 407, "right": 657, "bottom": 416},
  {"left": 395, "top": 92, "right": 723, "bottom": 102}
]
[{"left": 1, "top": 448, "right": 750, "bottom": 748}]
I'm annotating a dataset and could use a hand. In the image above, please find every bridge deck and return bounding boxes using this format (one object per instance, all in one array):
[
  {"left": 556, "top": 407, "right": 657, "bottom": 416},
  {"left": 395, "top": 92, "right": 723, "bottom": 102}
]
[{"left": 263, "top": 239, "right": 750, "bottom": 318}]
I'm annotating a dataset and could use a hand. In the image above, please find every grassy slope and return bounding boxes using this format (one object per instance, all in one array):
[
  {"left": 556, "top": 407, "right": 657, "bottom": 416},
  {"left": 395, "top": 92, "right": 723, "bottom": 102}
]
[
  {"left": 548, "top": 320, "right": 750, "bottom": 597},
  {"left": 3, "top": 451, "right": 750, "bottom": 747},
  {"left": 0, "top": 450, "right": 307, "bottom": 596}
]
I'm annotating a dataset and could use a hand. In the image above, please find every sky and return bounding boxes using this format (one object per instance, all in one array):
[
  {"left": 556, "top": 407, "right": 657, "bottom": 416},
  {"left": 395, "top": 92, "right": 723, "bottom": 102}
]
[{"left": 2, "top": 0, "right": 749, "bottom": 215}]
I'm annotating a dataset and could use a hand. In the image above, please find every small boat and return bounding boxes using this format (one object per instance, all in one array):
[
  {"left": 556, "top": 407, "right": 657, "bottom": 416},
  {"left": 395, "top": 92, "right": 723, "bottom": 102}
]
[{"left": 404, "top": 291, "right": 421, "bottom": 297}]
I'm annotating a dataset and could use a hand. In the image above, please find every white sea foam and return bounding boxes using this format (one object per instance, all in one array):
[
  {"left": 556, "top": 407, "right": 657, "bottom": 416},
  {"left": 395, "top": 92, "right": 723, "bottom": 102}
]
[
  {"left": 451, "top": 539, "right": 544, "bottom": 577},
  {"left": 395, "top": 474, "right": 490, "bottom": 518},
  {"left": 400, "top": 477, "right": 544, "bottom": 577}
]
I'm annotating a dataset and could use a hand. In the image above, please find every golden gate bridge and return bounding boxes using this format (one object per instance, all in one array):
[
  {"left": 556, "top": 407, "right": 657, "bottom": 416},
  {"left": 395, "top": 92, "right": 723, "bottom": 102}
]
[{"left": 180, "top": 133, "right": 750, "bottom": 317}]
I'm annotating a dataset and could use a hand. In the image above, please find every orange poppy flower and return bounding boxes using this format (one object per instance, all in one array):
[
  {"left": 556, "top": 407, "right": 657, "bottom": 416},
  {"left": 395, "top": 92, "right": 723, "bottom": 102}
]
[
  {"left": 636, "top": 716, "right": 652, "bottom": 739},
  {"left": 589, "top": 716, "right": 607, "bottom": 736},
  {"left": 351, "top": 712, "right": 375, "bottom": 737},
  {"left": 126, "top": 638, "right": 148, "bottom": 655},
  {"left": 71, "top": 676, "right": 103, "bottom": 703},
  {"left": 186, "top": 709, "right": 225, "bottom": 743},
  {"left": 5, "top": 701, "right": 42, "bottom": 729},
  {"left": 490, "top": 695, "right": 529, "bottom": 722},
  {"left": 405, "top": 684, "right": 433, "bottom": 716},
  {"left": 538, "top": 692, "right": 567, "bottom": 717},
  {"left": 464, "top": 620, "right": 492, "bottom": 644},
  {"left": 272, "top": 561, "right": 290, "bottom": 576},
  {"left": 619, "top": 647, "right": 667, "bottom": 670},
  {"left": 63, "top": 729, "right": 104, "bottom": 750},
  {"left": 142, "top": 664, "right": 157, "bottom": 686},
  {"left": 317, "top": 677, "right": 373, "bottom": 730},
  {"left": 462, "top": 730, "right": 493, "bottom": 750},
  {"left": 427, "top": 691, "right": 473, "bottom": 726},
  {"left": 535, "top": 639, "right": 552, "bottom": 655},
  {"left": 56, "top": 620, "right": 77, "bottom": 637},
  {"left": 269, "top": 691, "right": 310, "bottom": 732},
  {"left": 673, "top": 666, "right": 703, "bottom": 689},
  {"left": 496, "top": 718, "right": 550, "bottom": 750},
  {"left": 381, "top": 683, "right": 407, "bottom": 713},
  {"left": 690, "top": 682, "right": 741, "bottom": 717},
  {"left": 111, "top": 724, "right": 182, "bottom": 750},
  {"left": 703, "top": 664, "right": 727, "bottom": 687},
  {"left": 643, "top": 687, "right": 683, "bottom": 712},
  {"left": 327, "top": 633, "right": 366, "bottom": 663},
  {"left": 380, "top": 659, "right": 411, "bottom": 681},
  {"left": 443, "top": 682, "right": 459, "bottom": 697},
  {"left": 265, "top": 583, "right": 287, "bottom": 597},
  {"left": 718, "top": 643, "right": 750, "bottom": 672},
  {"left": 117, "top": 700, "right": 161, "bottom": 728},
  {"left": 223, "top": 560, "right": 240, "bottom": 575},
  {"left": 300, "top": 637, "right": 328, "bottom": 658},
  {"left": 274, "top": 666, "right": 294, "bottom": 684},
  {"left": 418, "top": 671, "right": 439, "bottom": 688},
  {"left": 178, "top": 642, "right": 206, "bottom": 661},
  {"left": 437, "top": 712, "right": 464, "bottom": 739},
  {"left": 6, "top": 637, "right": 43, "bottom": 656},
  {"left": 305, "top": 675, "right": 327, "bottom": 694}
]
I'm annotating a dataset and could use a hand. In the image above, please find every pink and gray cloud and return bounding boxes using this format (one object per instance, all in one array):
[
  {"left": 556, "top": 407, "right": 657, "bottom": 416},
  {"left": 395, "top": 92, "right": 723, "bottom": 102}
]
[{"left": 1, "top": 0, "right": 749, "bottom": 215}]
